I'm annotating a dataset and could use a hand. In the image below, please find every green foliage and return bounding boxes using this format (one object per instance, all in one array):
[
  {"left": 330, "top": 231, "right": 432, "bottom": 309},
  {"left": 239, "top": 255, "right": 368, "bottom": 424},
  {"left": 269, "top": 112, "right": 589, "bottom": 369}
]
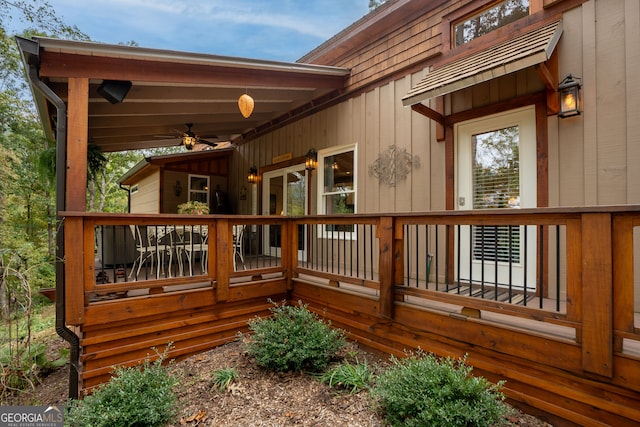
[
  {"left": 319, "top": 357, "right": 373, "bottom": 393},
  {"left": 0, "top": 342, "right": 67, "bottom": 399},
  {"left": 210, "top": 367, "right": 238, "bottom": 392},
  {"left": 241, "top": 300, "right": 346, "bottom": 373},
  {"left": 177, "top": 200, "right": 210, "bottom": 215},
  {"left": 66, "top": 347, "right": 178, "bottom": 427},
  {"left": 371, "top": 350, "right": 508, "bottom": 427}
]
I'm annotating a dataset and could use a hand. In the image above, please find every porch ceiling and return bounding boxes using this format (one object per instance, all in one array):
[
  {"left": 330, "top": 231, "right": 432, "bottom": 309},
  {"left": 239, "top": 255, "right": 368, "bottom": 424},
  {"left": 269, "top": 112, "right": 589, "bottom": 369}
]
[{"left": 20, "top": 37, "right": 350, "bottom": 153}]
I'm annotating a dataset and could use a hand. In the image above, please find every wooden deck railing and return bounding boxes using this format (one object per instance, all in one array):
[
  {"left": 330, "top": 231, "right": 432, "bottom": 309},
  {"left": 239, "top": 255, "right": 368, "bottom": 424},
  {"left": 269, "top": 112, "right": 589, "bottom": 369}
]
[{"left": 61, "top": 207, "right": 640, "bottom": 426}]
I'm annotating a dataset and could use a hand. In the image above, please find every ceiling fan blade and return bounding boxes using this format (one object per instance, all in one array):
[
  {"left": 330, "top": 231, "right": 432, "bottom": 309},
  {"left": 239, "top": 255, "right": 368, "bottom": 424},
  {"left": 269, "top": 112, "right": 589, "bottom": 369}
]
[{"left": 198, "top": 139, "right": 218, "bottom": 147}]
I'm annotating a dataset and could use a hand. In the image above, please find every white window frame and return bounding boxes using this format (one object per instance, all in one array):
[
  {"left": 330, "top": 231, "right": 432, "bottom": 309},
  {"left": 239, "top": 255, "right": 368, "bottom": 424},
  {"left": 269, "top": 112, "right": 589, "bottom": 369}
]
[
  {"left": 188, "top": 174, "right": 210, "bottom": 205},
  {"left": 316, "top": 144, "right": 357, "bottom": 238}
]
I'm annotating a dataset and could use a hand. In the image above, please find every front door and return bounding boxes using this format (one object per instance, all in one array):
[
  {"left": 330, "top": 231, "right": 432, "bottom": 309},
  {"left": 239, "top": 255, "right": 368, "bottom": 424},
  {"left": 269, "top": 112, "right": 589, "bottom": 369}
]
[
  {"left": 262, "top": 165, "right": 308, "bottom": 259},
  {"left": 455, "top": 106, "right": 537, "bottom": 288}
]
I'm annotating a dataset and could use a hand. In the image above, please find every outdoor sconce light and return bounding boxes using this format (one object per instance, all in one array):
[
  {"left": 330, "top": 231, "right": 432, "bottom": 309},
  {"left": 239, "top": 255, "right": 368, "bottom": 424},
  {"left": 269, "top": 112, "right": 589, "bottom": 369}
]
[
  {"left": 305, "top": 148, "right": 317, "bottom": 171},
  {"left": 174, "top": 180, "right": 182, "bottom": 197},
  {"left": 247, "top": 166, "right": 258, "bottom": 184},
  {"left": 558, "top": 74, "right": 582, "bottom": 118},
  {"left": 182, "top": 123, "right": 197, "bottom": 150}
]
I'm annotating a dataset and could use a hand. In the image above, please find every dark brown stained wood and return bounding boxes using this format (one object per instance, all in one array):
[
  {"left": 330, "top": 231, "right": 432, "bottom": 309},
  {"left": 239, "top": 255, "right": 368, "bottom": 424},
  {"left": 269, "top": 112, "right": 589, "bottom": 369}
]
[
  {"left": 66, "top": 77, "right": 88, "bottom": 211},
  {"left": 411, "top": 103, "right": 445, "bottom": 125},
  {"left": 581, "top": 213, "right": 613, "bottom": 377},
  {"left": 65, "top": 216, "right": 85, "bottom": 325},
  {"left": 378, "top": 216, "right": 394, "bottom": 319}
]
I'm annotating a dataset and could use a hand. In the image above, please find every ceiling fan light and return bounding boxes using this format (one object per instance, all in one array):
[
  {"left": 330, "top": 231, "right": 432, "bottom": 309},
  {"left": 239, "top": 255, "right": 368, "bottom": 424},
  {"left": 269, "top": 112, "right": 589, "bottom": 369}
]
[{"left": 238, "top": 93, "right": 254, "bottom": 118}]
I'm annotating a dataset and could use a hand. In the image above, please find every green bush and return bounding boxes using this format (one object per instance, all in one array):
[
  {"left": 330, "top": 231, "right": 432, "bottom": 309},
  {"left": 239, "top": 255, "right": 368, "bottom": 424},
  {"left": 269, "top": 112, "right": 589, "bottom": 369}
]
[
  {"left": 65, "top": 347, "right": 178, "bottom": 427},
  {"left": 371, "top": 350, "right": 508, "bottom": 427},
  {"left": 241, "top": 300, "right": 346, "bottom": 373},
  {"left": 319, "top": 358, "right": 373, "bottom": 393}
]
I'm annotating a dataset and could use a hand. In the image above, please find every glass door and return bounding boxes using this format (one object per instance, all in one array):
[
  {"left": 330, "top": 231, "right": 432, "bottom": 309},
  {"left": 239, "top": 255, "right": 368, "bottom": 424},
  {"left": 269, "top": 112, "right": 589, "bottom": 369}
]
[
  {"left": 455, "top": 106, "right": 537, "bottom": 288},
  {"left": 262, "top": 165, "right": 308, "bottom": 259}
]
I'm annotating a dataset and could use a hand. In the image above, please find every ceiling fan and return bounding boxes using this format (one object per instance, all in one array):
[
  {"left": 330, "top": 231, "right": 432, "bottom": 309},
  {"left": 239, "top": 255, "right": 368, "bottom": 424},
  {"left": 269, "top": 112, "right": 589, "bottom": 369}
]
[{"left": 180, "top": 123, "right": 218, "bottom": 150}]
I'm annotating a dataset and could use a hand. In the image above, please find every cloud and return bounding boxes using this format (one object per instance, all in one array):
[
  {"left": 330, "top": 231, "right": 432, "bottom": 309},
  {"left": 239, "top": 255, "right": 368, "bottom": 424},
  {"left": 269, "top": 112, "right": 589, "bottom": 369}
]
[{"left": 45, "top": 0, "right": 369, "bottom": 60}]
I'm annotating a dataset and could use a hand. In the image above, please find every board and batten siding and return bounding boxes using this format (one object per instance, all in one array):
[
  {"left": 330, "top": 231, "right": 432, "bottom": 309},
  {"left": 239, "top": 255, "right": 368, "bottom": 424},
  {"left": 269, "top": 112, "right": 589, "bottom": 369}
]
[{"left": 232, "top": 76, "right": 440, "bottom": 216}]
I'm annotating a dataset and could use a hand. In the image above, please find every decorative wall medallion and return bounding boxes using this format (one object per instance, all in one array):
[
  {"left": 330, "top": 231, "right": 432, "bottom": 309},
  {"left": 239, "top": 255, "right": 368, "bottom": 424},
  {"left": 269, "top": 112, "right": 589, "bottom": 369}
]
[{"left": 369, "top": 145, "right": 420, "bottom": 186}]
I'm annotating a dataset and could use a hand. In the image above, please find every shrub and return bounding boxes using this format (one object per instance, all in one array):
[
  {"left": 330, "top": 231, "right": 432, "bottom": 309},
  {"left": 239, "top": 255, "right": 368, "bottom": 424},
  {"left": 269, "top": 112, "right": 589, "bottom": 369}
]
[
  {"left": 371, "top": 349, "right": 508, "bottom": 427},
  {"left": 319, "top": 358, "right": 373, "bottom": 393},
  {"left": 211, "top": 367, "right": 238, "bottom": 392},
  {"left": 66, "top": 347, "right": 178, "bottom": 427},
  {"left": 241, "top": 300, "right": 346, "bottom": 373}
]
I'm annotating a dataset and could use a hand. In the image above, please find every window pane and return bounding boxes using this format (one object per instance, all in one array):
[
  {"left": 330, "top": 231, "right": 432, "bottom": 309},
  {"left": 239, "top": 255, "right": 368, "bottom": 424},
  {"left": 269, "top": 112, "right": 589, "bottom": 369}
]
[
  {"left": 323, "top": 151, "right": 354, "bottom": 193},
  {"left": 324, "top": 193, "right": 355, "bottom": 215},
  {"left": 454, "top": 0, "right": 529, "bottom": 46},
  {"left": 472, "top": 126, "right": 520, "bottom": 209},
  {"left": 472, "top": 125, "right": 520, "bottom": 264}
]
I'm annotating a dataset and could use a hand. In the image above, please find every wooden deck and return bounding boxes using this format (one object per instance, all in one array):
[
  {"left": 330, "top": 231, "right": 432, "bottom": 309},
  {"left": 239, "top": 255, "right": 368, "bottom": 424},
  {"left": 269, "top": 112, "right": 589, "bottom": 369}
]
[{"left": 61, "top": 208, "right": 640, "bottom": 426}]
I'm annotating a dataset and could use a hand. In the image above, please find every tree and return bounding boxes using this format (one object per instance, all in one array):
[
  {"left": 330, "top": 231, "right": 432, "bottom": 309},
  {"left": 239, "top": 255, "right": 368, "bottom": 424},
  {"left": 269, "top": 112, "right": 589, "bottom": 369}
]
[{"left": 368, "top": 0, "right": 389, "bottom": 11}]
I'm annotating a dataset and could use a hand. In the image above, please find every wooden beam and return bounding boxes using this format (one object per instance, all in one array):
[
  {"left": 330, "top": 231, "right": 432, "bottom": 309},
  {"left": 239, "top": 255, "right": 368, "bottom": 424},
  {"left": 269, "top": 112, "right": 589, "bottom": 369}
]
[
  {"left": 411, "top": 100, "right": 446, "bottom": 142},
  {"left": 66, "top": 77, "right": 89, "bottom": 211},
  {"left": 40, "top": 52, "right": 347, "bottom": 89},
  {"left": 411, "top": 102, "right": 445, "bottom": 125},
  {"left": 535, "top": 50, "right": 559, "bottom": 115}
]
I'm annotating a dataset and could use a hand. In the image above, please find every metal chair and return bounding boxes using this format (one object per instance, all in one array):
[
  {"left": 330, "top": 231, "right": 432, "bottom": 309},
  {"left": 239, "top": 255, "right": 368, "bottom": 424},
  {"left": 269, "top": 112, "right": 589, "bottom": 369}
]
[
  {"left": 129, "top": 225, "right": 174, "bottom": 279},
  {"left": 232, "top": 224, "right": 246, "bottom": 270},
  {"left": 177, "top": 225, "right": 208, "bottom": 276}
]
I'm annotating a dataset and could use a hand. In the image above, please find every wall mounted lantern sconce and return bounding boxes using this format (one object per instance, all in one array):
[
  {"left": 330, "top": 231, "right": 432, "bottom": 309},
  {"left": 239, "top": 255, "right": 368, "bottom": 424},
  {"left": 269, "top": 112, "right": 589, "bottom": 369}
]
[
  {"left": 305, "top": 148, "right": 317, "bottom": 171},
  {"left": 174, "top": 180, "right": 182, "bottom": 197},
  {"left": 247, "top": 166, "right": 258, "bottom": 184},
  {"left": 558, "top": 74, "right": 582, "bottom": 118}
]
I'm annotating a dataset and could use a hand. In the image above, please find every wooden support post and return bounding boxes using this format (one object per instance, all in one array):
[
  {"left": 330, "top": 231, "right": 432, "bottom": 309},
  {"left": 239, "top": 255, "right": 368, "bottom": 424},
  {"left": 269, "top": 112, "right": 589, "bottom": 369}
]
[
  {"left": 216, "top": 219, "right": 230, "bottom": 302},
  {"left": 378, "top": 216, "right": 394, "bottom": 319},
  {"left": 64, "top": 216, "right": 85, "bottom": 325},
  {"left": 580, "top": 212, "right": 613, "bottom": 378},
  {"left": 66, "top": 77, "right": 89, "bottom": 211}
]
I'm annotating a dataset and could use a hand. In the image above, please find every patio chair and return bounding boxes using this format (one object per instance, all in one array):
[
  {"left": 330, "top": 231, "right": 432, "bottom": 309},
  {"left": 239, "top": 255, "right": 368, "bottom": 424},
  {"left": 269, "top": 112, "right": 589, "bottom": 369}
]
[
  {"left": 129, "top": 225, "right": 175, "bottom": 279},
  {"left": 177, "top": 225, "right": 208, "bottom": 276},
  {"left": 232, "top": 224, "right": 246, "bottom": 270}
]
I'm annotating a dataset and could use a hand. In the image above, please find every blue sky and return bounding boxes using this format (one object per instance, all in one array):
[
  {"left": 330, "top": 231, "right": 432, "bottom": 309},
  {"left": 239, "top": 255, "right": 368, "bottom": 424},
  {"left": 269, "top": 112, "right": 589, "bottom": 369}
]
[{"left": 40, "top": 0, "right": 371, "bottom": 62}]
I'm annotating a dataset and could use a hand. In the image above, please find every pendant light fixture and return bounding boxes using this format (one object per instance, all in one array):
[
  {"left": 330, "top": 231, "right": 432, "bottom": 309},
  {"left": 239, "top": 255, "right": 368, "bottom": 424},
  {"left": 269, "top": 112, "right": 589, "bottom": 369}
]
[{"left": 238, "top": 93, "right": 254, "bottom": 118}]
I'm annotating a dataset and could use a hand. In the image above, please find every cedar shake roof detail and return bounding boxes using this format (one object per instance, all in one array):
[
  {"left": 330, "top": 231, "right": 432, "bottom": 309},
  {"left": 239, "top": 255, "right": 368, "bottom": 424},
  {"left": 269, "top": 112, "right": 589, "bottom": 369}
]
[{"left": 402, "top": 20, "right": 563, "bottom": 106}]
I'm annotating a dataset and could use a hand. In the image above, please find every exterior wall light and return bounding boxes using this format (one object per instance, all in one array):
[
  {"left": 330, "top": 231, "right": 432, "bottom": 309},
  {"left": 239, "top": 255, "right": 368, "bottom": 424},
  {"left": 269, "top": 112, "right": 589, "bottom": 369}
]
[
  {"left": 558, "top": 74, "right": 582, "bottom": 118},
  {"left": 305, "top": 148, "right": 317, "bottom": 171},
  {"left": 247, "top": 166, "right": 258, "bottom": 184}
]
